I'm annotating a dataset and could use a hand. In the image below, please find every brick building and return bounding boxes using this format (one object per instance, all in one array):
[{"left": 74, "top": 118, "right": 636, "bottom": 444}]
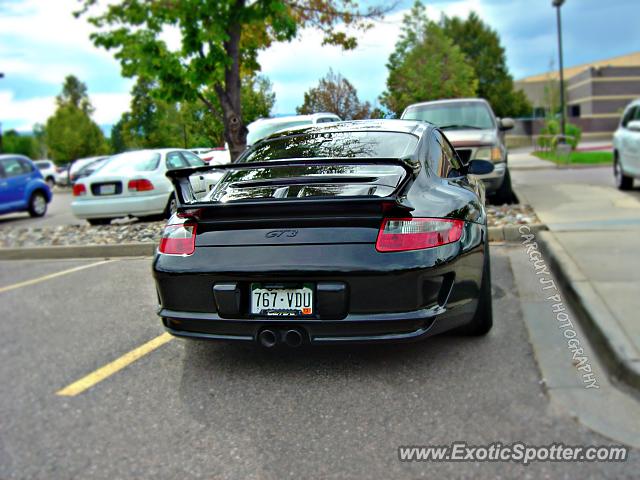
[{"left": 514, "top": 51, "right": 640, "bottom": 141}]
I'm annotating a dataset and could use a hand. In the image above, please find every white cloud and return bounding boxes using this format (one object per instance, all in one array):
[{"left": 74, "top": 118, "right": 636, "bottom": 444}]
[{"left": 0, "top": 90, "right": 130, "bottom": 132}]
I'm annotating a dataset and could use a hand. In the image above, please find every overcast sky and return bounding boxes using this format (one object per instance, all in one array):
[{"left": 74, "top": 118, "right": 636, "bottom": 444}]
[{"left": 0, "top": 0, "right": 638, "bottom": 132}]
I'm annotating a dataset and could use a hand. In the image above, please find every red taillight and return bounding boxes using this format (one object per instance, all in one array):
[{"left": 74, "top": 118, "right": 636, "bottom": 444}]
[
  {"left": 72, "top": 184, "right": 86, "bottom": 196},
  {"left": 376, "top": 218, "right": 464, "bottom": 252},
  {"left": 158, "top": 224, "right": 197, "bottom": 256},
  {"left": 128, "top": 179, "right": 154, "bottom": 191}
]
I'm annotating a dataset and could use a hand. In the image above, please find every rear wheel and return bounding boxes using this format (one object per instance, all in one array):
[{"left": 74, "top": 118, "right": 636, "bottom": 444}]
[
  {"left": 45, "top": 176, "right": 55, "bottom": 189},
  {"left": 457, "top": 241, "right": 493, "bottom": 336},
  {"left": 491, "top": 168, "right": 516, "bottom": 204},
  {"left": 28, "top": 191, "right": 47, "bottom": 217},
  {"left": 614, "top": 154, "right": 633, "bottom": 190},
  {"left": 87, "top": 218, "right": 112, "bottom": 226},
  {"left": 164, "top": 194, "right": 178, "bottom": 219}
]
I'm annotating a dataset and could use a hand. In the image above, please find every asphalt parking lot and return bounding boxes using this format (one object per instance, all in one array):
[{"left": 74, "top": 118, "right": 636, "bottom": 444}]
[{"left": 0, "top": 247, "right": 637, "bottom": 479}]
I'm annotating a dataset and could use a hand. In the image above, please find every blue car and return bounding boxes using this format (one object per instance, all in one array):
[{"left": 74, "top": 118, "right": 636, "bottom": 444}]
[{"left": 0, "top": 154, "right": 52, "bottom": 218}]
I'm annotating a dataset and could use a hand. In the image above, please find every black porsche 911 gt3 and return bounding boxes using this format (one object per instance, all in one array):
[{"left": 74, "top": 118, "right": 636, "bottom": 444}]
[{"left": 153, "top": 119, "right": 495, "bottom": 348}]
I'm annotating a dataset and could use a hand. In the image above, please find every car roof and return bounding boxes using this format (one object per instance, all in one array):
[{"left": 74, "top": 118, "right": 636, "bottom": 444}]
[
  {"left": 248, "top": 113, "right": 340, "bottom": 127},
  {"left": 262, "top": 119, "right": 432, "bottom": 142},
  {"left": 404, "top": 98, "right": 491, "bottom": 109},
  {"left": 0, "top": 154, "right": 31, "bottom": 160}
]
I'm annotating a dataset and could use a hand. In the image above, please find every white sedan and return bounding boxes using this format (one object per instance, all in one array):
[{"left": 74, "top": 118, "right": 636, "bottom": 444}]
[
  {"left": 613, "top": 98, "right": 640, "bottom": 190},
  {"left": 71, "top": 148, "right": 221, "bottom": 225}
]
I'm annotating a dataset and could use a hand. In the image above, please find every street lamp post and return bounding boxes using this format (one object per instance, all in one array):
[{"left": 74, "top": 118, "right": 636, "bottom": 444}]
[{"left": 552, "top": 0, "right": 566, "bottom": 143}]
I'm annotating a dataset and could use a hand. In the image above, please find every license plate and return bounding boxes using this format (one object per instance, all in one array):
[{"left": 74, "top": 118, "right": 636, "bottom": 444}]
[
  {"left": 99, "top": 184, "right": 116, "bottom": 195},
  {"left": 250, "top": 283, "right": 314, "bottom": 316}
]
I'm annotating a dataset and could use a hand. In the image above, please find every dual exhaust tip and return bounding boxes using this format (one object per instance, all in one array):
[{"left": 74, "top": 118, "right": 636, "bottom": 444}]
[{"left": 258, "top": 328, "right": 304, "bottom": 348}]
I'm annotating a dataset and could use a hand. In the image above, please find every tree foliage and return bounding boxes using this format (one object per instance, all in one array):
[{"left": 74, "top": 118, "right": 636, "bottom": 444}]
[
  {"left": 441, "top": 12, "right": 531, "bottom": 118},
  {"left": 1, "top": 130, "right": 37, "bottom": 158},
  {"left": 381, "top": 2, "right": 477, "bottom": 116},
  {"left": 297, "top": 69, "right": 371, "bottom": 120},
  {"left": 77, "top": 0, "right": 389, "bottom": 159},
  {"left": 111, "top": 74, "right": 275, "bottom": 153},
  {"left": 45, "top": 75, "right": 108, "bottom": 162}
]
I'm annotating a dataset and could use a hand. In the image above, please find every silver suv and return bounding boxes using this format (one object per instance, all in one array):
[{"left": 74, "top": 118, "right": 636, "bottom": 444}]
[{"left": 401, "top": 98, "right": 515, "bottom": 203}]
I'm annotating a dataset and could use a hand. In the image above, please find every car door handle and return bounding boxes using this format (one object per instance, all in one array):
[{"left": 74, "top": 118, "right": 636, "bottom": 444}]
[{"left": 0, "top": 182, "right": 8, "bottom": 187}]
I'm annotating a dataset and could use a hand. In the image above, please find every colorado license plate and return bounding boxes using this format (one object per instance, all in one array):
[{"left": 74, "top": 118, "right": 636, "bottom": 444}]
[{"left": 250, "top": 283, "right": 314, "bottom": 316}]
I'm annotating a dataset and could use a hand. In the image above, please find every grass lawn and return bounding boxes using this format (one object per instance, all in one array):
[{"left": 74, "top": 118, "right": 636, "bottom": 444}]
[{"left": 533, "top": 150, "right": 613, "bottom": 165}]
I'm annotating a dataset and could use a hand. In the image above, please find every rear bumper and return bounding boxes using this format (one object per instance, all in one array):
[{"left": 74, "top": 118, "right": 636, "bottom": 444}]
[
  {"left": 71, "top": 192, "right": 169, "bottom": 219},
  {"left": 159, "top": 302, "right": 474, "bottom": 344}
]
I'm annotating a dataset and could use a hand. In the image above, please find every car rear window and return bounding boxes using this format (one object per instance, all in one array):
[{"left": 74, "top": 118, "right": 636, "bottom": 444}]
[
  {"left": 239, "top": 131, "right": 419, "bottom": 163},
  {"left": 97, "top": 151, "right": 160, "bottom": 174}
]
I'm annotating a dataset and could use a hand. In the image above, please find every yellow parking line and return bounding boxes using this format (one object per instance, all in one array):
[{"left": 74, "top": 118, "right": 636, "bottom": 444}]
[
  {"left": 56, "top": 333, "right": 173, "bottom": 396},
  {"left": 0, "top": 259, "right": 116, "bottom": 294}
]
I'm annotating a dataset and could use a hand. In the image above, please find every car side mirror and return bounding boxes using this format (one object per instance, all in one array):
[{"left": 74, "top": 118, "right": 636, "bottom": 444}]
[
  {"left": 467, "top": 159, "right": 495, "bottom": 176},
  {"left": 499, "top": 117, "right": 515, "bottom": 131},
  {"left": 627, "top": 120, "right": 640, "bottom": 132}
]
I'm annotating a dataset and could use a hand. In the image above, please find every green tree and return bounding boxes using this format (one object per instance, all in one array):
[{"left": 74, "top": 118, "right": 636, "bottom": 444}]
[
  {"left": 2, "top": 130, "right": 37, "bottom": 158},
  {"left": 77, "top": 0, "right": 389, "bottom": 160},
  {"left": 45, "top": 76, "right": 108, "bottom": 162},
  {"left": 441, "top": 12, "right": 531, "bottom": 118},
  {"left": 113, "top": 73, "right": 275, "bottom": 152},
  {"left": 381, "top": 3, "right": 477, "bottom": 116},
  {"left": 297, "top": 69, "right": 372, "bottom": 120}
]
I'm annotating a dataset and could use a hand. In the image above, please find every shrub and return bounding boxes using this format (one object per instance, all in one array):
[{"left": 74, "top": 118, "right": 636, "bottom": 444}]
[{"left": 537, "top": 118, "right": 582, "bottom": 150}]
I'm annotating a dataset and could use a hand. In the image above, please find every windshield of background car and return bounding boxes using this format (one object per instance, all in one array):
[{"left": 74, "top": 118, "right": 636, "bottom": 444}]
[
  {"left": 96, "top": 151, "right": 160, "bottom": 175},
  {"left": 239, "top": 131, "right": 419, "bottom": 162},
  {"left": 34, "top": 161, "right": 50, "bottom": 170},
  {"left": 402, "top": 102, "right": 495, "bottom": 130},
  {"left": 247, "top": 120, "right": 312, "bottom": 145}
]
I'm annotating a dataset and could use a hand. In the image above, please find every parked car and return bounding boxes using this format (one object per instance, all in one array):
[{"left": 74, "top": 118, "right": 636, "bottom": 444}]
[
  {"left": 613, "top": 98, "right": 640, "bottom": 190},
  {"left": 196, "top": 145, "right": 231, "bottom": 165},
  {"left": 33, "top": 160, "right": 57, "bottom": 188},
  {"left": 69, "top": 156, "right": 108, "bottom": 184},
  {"left": 73, "top": 156, "right": 112, "bottom": 182},
  {"left": 401, "top": 98, "right": 515, "bottom": 203},
  {"left": 71, "top": 149, "right": 222, "bottom": 225},
  {"left": 246, "top": 113, "right": 341, "bottom": 147},
  {"left": 154, "top": 119, "right": 494, "bottom": 347},
  {"left": 54, "top": 163, "right": 71, "bottom": 186},
  {"left": 0, "top": 154, "right": 52, "bottom": 218}
]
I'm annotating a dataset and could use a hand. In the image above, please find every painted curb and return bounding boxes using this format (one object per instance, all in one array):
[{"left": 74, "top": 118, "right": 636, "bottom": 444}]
[
  {"left": 0, "top": 243, "right": 155, "bottom": 260},
  {"left": 537, "top": 230, "right": 640, "bottom": 391}
]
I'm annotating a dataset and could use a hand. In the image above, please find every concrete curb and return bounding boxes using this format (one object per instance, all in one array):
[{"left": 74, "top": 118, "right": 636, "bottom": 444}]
[
  {"left": 488, "top": 223, "right": 548, "bottom": 243},
  {"left": 0, "top": 243, "right": 155, "bottom": 260},
  {"left": 537, "top": 230, "right": 640, "bottom": 391},
  {"left": 0, "top": 225, "right": 548, "bottom": 260}
]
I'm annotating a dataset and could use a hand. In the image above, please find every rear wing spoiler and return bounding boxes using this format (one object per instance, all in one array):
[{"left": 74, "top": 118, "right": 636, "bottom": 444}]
[{"left": 165, "top": 158, "right": 419, "bottom": 214}]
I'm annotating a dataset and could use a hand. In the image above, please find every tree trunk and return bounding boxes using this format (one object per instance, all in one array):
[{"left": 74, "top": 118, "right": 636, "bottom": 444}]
[{"left": 216, "top": 15, "right": 246, "bottom": 162}]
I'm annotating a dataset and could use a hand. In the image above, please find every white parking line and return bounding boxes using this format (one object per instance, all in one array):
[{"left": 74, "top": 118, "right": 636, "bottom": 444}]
[{"left": 0, "top": 260, "right": 117, "bottom": 294}]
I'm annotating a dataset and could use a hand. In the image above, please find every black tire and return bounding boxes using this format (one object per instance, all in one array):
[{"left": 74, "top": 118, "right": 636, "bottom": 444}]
[
  {"left": 614, "top": 154, "right": 633, "bottom": 191},
  {"left": 457, "top": 241, "right": 493, "bottom": 336},
  {"left": 491, "top": 168, "right": 516, "bottom": 204},
  {"left": 87, "top": 218, "right": 112, "bottom": 226},
  {"left": 28, "top": 191, "right": 48, "bottom": 217},
  {"left": 45, "top": 176, "right": 55, "bottom": 189},
  {"left": 164, "top": 194, "right": 178, "bottom": 219}
]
